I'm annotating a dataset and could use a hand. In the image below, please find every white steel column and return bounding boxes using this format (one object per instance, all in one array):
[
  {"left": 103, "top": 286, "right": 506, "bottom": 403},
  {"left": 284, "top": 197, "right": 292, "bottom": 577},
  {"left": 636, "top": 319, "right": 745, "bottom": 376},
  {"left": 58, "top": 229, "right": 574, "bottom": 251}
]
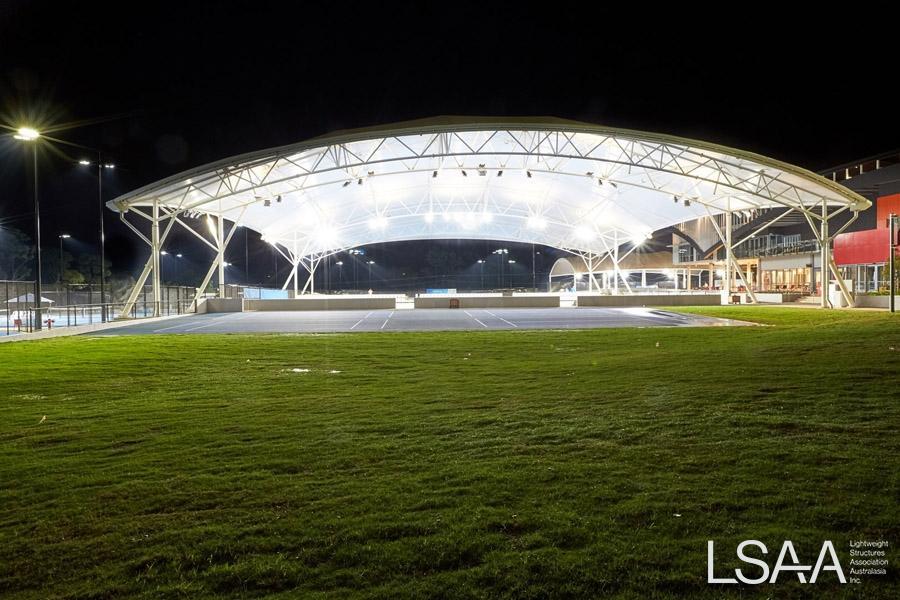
[
  {"left": 151, "top": 199, "right": 161, "bottom": 316},
  {"left": 587, "top": 254, "right": 593, "bottom": 292},
  {"left": 820, "top": 200, "right": 831, "bottom": 308},
  {"left": 641, "top": 269, "right": 646, "bottom": 288},
  {"left": 293, "top": 245, "right": 300, "bottom": 296},
  {"left": 613, "top": 231, "right": 620, "bottom": 295},
  {"left": 217, "top": 215, "right": 226, "bottom": 298},
  {"left": 725, "top": 209, "right": 732, "bottom": 297}
]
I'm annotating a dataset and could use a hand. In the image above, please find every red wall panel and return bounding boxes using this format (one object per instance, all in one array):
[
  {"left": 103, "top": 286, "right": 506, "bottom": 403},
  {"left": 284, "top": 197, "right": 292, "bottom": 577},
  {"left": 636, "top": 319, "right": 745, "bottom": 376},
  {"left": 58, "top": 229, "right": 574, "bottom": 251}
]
[
  {"left": 876, "top": 194, "right": 900, "bottom": 228},
  {"left": 834, "top": 228, "right": 895, "bottom": 265},
  {"left": 833, "top": 194, "right": 900, "bottom": 265}
]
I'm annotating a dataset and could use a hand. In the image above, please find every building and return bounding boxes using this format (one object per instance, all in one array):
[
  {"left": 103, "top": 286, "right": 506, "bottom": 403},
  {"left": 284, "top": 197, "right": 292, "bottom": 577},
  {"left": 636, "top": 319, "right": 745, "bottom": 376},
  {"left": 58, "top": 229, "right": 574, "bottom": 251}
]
[
  {"left": 669, "top": 149, "right": 900, "bottom": 297},
  {"left": 826, "top": 151, "right": 900, "bottom": 292}
]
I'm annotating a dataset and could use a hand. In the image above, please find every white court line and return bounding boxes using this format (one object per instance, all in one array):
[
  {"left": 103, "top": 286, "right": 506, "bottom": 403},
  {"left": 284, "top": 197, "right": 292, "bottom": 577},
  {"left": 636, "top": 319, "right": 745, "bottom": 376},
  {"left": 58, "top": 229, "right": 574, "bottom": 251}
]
[
  {"left": 483, "top": 310, "right": 518, "bottom": 327},
  {"left": 463, "top": 310, "right": 488, "bottom": 328},
  {"left": 152, "top": 312, "right": 239, "bottom": 333},
  {"left": 152, "top": 318, "right": 202, "bottom": 333},
  {"left": 350, "top": 311, "right": 375, "bottom": 330},
  {"left": 180, "top": 312, "right": 250, "bottom": 332},
  {"left": 380, "top": 311, "right": 395, "bottom": 329}
]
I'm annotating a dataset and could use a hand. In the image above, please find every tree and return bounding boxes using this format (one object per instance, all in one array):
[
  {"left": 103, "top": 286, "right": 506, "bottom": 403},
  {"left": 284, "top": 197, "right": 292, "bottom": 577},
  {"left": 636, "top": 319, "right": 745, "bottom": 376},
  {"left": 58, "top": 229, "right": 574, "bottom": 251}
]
[
  {"left": 0, "top": 227, "right": 34, "bottom": 280},
  {"left": 41, "top": 249, "right": 74, "bottom": 284},
  {"left": 76, "top": 254, "right": 111, "bottom": 284},
  {"left": 62, "top": 269, "right": 86, "bottom": 285}
]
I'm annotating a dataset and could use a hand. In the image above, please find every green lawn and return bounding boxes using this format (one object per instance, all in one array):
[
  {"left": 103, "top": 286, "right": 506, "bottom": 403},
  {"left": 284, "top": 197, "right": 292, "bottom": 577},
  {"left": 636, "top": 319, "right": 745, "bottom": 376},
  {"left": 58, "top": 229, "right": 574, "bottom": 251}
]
[{"left": 1, "top": 307, "right": 898, "bottom": 598}]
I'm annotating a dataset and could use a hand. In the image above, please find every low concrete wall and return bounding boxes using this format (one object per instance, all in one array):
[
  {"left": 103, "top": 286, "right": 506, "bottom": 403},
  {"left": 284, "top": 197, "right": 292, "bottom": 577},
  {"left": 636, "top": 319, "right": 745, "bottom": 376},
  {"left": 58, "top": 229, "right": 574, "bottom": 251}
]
[
  {"left": 204, "top": 298, "right": 243, "bottom": 313},
  {"left": 415, "top": 296, "right": 560, "bottom": 308},
  {"left": 245, "top": 297, "right": 396, "bottom": 311},
  {"left": 856, "top": 295, "right": 900, "bottom": 309},
  {"left": 755, "top": 293, "right": 784, "bottom": 304},
  {"left": 576, "top": 294, "right": 721, "bottom": 307}
]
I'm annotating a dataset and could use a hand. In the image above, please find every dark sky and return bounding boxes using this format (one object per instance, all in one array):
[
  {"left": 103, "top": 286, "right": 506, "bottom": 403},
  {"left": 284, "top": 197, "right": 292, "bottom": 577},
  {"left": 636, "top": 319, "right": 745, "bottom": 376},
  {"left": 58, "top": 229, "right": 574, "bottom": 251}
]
[{"left": 1, "top": 1, "right": 897, "bottom": 283}]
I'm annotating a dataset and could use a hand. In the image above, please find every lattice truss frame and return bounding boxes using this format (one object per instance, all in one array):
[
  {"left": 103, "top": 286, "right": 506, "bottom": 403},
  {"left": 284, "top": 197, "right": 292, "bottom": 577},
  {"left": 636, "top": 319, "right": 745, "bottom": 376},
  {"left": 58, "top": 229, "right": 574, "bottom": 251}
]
[{"left": 110, "top": 122, "right": 870, "bottom": 311}]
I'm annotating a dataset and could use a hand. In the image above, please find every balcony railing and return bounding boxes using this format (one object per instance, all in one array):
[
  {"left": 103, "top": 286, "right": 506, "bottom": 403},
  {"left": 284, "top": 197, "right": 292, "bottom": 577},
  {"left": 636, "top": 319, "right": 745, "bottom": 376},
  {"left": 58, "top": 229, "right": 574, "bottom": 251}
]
[{"left": 734, "top": 239, "right": 820, "bottom": 259}]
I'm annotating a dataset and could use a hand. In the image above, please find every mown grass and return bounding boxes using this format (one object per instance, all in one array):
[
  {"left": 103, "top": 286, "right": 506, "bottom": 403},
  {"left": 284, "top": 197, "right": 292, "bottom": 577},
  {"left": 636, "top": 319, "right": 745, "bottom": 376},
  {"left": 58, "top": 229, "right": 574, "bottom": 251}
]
[{"left": 1, "top": 307, "right": 898, "bottom": 599}]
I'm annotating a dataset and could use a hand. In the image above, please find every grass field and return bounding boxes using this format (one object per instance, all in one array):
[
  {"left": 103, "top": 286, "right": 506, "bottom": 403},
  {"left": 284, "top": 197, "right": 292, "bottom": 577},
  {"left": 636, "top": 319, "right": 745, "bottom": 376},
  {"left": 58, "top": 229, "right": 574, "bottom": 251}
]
[{"left": 1, "top": 307, "right": 898, "bottom": 598}]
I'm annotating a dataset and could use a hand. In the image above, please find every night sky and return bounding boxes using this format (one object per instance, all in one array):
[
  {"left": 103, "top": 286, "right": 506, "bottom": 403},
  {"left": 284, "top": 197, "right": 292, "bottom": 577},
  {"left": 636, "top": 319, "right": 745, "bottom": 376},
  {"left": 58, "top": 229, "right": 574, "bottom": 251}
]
[{"left": 1, "top": 1, "right": 897, "bottom": 286}]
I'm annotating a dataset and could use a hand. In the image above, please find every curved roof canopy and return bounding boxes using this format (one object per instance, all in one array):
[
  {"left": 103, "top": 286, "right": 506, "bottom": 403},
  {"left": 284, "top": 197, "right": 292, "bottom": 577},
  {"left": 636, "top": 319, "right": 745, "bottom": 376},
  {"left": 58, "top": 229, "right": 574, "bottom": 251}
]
[{"left": 110, "top": 116, "right": 870, "bottom": 259}]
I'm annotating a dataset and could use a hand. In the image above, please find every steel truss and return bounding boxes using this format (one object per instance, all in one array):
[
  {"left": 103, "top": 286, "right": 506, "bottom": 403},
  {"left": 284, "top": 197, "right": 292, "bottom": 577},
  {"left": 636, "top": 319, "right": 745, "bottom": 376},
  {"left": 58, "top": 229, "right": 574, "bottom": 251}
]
[{"left": 109, "top": 122, "right": 870, "bottom": 309}]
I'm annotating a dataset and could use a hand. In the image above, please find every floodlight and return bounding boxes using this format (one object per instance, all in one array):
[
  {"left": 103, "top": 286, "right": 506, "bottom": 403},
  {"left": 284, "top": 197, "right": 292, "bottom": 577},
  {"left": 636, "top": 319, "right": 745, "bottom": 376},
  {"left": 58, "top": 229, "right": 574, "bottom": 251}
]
[{"left": 14, "top": 127, "right": 39, "bottom": 141}]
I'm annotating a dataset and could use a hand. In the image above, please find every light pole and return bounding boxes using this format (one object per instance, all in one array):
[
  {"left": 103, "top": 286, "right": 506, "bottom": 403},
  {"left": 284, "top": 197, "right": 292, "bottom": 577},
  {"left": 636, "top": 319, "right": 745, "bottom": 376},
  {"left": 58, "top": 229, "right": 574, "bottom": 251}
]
[
  {"left": 79, "top": 155, "right": 114, "bottom": 321},
  {"left": 15, "top": 127, "right": 42, "bottom": 330},
  {"left": 889, "top": 213, "right": 897, "bottom": 313},
  {"left": 531, "top": 243, "right": 536, "bottom": 291},
  {"left": 492, "top": 248, "right": 508, "bottom": 288},
  {"left": 58, "top": 234, "right": 71, "bottom": 284},
  {"left": 160, "top": 250, "right": 169, "bottom": 283},
  {"left": 273, "top": 246, "right": 278, "bottom": 286},
  {"left": 349, "top": 249, "right": 364, "bottom": 289},
  {"left": 367, "top": 260, "right": 375, "bottom": 287},
  {"left": 336, "top": 260, "right": 344, "bottom": 289},
  {"left": 508, "top": 259, "right": 517, "bottom": 288},
  {"left": 160, "top": 251, "right": 183, "bottom": 284},
  {"left": 477, "top": 259, "right": 484, "bottom": 289}
]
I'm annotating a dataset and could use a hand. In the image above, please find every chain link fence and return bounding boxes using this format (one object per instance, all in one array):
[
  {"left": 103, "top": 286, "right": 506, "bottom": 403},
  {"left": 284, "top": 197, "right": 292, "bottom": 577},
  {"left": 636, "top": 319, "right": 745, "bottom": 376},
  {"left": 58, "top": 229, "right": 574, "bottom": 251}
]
[{"left": 2, "top": 281, "right": 196, "bottom": 336}]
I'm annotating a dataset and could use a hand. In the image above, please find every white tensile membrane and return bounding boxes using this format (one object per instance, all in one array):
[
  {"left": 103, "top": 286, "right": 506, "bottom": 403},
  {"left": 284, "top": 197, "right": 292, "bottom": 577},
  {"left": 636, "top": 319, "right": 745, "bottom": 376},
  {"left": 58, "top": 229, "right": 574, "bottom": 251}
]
[{"left": 108, "top": 118, "right": 869, "bottom": 310}]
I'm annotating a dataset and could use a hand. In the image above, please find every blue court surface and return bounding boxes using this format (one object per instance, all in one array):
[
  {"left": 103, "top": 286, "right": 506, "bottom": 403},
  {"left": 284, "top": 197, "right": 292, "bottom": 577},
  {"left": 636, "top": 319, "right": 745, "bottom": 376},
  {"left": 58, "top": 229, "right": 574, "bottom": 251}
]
[{"left": 87, "top": 307, "right": 749, "bottom": 335}]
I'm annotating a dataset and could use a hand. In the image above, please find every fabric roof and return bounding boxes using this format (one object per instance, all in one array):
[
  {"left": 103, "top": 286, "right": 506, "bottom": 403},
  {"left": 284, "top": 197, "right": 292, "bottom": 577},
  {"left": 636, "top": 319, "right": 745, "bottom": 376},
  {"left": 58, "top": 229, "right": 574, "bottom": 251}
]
[{"left": 110, "top": 117, "right": 870, "bottom": 260}]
